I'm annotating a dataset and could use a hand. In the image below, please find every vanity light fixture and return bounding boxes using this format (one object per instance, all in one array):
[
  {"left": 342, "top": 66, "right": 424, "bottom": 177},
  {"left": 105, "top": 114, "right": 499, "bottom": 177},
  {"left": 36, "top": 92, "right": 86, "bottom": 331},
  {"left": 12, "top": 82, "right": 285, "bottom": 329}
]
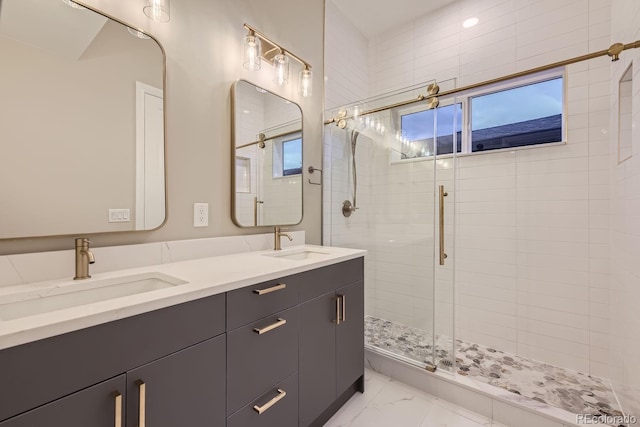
[
  {"left": 242, "top": 23, "right": 313, "bottom": 97},
  {"left": 143, "top": 0, "right": 170, "bottom": 23}
]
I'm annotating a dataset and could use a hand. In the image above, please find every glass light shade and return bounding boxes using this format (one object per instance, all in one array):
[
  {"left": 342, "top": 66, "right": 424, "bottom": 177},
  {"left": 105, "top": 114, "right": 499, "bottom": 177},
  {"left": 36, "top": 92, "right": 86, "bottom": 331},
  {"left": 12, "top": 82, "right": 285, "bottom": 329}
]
[
  {"left": 144, "top": 0, "right": 170, "bottom": 23},
  {"left": 243, "top": 34, "right": 261, "bottom": 71},
  {"left": 273, "top": 53, "right": 289, "bottom": 86},
  {"left": 299, "top": 68, "right": 313, "bottom": 97}
]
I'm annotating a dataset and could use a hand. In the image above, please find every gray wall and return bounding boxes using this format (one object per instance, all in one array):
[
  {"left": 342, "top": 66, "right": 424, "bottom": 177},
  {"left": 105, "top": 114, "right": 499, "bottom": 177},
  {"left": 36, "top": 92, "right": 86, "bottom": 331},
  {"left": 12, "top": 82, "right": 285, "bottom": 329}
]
[{"left": 0, "top": 0, "right": 324, "bottom": 254}]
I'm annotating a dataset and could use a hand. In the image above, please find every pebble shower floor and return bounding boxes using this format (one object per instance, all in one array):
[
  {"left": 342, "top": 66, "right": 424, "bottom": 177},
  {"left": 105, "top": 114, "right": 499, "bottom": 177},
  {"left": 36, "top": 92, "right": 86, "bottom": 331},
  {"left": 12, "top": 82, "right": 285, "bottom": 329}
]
[{"left": 365, "top": 316, "right": 623, "bottom": 420}]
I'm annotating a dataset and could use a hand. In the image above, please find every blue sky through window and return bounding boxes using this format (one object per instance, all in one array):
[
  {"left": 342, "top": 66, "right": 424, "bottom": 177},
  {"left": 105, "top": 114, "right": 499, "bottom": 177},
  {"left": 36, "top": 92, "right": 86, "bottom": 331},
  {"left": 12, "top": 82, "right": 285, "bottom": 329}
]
[
  {"left": 283, "top": 138, "right": 302, "bottom": 175},
  {"left": 472, "top": 78, "right": 563, "bottom": 130}
]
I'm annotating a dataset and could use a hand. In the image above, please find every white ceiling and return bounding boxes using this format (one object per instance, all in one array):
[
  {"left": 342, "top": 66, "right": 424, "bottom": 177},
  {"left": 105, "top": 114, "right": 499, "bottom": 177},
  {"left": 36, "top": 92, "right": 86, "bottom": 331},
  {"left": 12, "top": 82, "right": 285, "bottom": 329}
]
[
  {"left": 0, "top": 0, "right": 107, "bottom": 60},
  {"left": 331, "top": 0, "right": 457, "bottom": 38}
]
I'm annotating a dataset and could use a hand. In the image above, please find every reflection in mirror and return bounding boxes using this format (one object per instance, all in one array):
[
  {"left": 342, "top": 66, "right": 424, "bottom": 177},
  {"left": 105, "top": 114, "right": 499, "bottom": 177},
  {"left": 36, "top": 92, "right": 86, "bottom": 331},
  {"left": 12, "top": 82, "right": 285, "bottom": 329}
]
[
  {"left": 0, "top": 0, "right": 165, "bottom": 239},
  {"left": 232, "top": 80, "right": 303, "bottom": 227}
]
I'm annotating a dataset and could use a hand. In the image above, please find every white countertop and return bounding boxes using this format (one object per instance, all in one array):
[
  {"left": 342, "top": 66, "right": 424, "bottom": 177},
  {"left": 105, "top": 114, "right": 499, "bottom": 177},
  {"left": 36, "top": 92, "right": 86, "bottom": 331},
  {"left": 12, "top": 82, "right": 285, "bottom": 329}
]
[{"left": 0, "top": 245, "right": 366, "bottom": 351}]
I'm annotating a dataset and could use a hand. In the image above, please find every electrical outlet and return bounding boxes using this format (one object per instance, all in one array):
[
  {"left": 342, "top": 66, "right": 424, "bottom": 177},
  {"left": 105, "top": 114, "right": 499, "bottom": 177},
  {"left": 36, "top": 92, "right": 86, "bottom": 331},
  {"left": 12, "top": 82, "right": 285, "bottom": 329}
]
[
  {"left": 109, "top": 209, "right": 131, "bottom": 223},
  {"left": 193, "top": 203, "right": 209, "bottom": 227}
]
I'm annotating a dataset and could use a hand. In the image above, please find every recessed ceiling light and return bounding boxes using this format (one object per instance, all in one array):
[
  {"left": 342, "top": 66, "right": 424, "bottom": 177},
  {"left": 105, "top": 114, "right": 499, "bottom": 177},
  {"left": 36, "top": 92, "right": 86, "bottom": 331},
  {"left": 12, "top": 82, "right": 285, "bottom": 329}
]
[{"left": 463, "top": 17, "right": 479, "bottom": 28}]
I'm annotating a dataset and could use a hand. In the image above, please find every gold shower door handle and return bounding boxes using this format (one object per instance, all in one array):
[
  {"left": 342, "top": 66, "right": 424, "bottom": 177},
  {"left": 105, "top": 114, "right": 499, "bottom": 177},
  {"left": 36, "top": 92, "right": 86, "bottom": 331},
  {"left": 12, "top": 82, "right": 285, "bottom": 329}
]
[
  {"left": 439, "top": 185, "right": 448, "bottom": 265},
  {"left": 137, "top": 380, "right": 146, "bottom": 427},
  {"left": 113, "top": 392, "right": 123, "bottom": 427},
  {"left": 253, "top": 389, "right": 287, "bottom": 414}
]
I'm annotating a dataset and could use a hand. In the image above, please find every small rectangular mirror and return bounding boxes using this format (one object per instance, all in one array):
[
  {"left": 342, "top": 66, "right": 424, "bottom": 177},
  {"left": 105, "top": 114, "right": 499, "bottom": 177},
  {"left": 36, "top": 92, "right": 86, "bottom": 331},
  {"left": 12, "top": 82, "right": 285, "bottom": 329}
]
[
  {"left": 0, "top": 0, "right": 166, "bottom": 239},
  {"left": 231, "top": 80, "right": 303, "bottom": 227}
]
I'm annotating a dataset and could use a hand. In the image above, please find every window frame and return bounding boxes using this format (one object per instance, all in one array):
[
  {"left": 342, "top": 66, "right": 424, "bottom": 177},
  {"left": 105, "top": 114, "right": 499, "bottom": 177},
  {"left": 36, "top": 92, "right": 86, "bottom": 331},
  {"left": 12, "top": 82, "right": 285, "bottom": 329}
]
[{"left": 391, "top": 67, "right": 566, "bottom": 162}]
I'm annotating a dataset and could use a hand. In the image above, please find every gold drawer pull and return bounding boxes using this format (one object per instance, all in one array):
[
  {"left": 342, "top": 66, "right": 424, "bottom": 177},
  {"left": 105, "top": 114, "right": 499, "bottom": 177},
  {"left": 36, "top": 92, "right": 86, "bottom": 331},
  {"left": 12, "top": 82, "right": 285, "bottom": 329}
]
[
  {"left": 113, "top": 392, "right": 123, "bottom": 427},
  {"left": 335, "top": 296, "right": 341, "bottom": 325},
  {"left": 341, "top": 294, "right": 346, "bottom": 322},
  {"left": 253, "top": 389, "right": 287, "bottom": 414},
  {"left": 253, "top": 318, "right": 286, "bottom": 335},
  {"left": 253, "top": 283, "right": 286, "bottom": 295},
  {"left": 137, "top": 380, "right": 146, "bottom": 427}
]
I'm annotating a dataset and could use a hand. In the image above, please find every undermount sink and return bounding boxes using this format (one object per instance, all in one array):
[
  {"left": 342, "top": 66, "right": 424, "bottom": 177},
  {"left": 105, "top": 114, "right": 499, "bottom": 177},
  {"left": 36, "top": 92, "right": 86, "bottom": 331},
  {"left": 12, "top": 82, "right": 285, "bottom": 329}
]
[
  {"left": 264, "top": 247, "right": 332, "bottom": 261},
  {"left": 0, "top": 272, "right": 187, "bottom": 321}
]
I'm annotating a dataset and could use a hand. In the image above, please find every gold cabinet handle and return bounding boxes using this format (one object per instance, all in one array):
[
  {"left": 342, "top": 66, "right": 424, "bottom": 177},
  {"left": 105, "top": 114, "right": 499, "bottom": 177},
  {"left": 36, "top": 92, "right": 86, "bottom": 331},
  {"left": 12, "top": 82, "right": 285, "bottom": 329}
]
[
  {"left": 113, "top": 392, "right": 123, "bottom": 427},
  {"left": 253, "top": 283, "right": 286, "bottom": 295},
  {"left": 253, "top": 389, "right": 287, "bottom": 414},
  {"left": 335, "top": 295, "right": 341, "bottom": 325},
  {"left": 253, "top": 318, "right": 286, "bottom": 335},
  {"left": 439, "top": 185, "right": 448, "bottom": 265},
  {"left": 137, "top": 380, "right": 146, "bottom": 427},
  {"left": 341, "top": 294, "right": 346, "bottom": 323}
]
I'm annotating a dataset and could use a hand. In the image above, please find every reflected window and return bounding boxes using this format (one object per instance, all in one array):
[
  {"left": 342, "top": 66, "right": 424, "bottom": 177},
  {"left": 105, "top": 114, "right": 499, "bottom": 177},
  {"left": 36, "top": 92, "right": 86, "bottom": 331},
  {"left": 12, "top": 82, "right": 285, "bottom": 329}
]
[{"left": 283, "top": 138, "right": 302, "bottom": 176}]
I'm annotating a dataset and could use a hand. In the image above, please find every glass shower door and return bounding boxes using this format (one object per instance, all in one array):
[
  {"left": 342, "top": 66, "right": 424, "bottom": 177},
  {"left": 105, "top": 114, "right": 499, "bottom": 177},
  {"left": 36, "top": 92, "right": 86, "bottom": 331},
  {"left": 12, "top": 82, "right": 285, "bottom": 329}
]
[{"left": 323, "top": 80, "right": 456, "bottom": 372}]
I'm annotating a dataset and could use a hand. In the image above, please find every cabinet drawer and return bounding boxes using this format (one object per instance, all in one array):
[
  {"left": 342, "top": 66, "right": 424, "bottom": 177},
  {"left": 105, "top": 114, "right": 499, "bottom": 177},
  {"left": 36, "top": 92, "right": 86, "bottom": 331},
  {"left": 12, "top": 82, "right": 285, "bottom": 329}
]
[
  {"left": 298, "top": 258, "right": 364, "bottom": 302},
  {"left": 227, "top": 306, "right": 299, "bottom": 415},
  {"left": 0, "top": 375, "right": 126, "bottom": 427},
  {"left": 227, "top": 277, "right": 298, "bottom": 330},
  {"left": 0, "top": 293, "right": 225, "bottom": 422},
  {"left": 227, "top": 373, "right": 298, "bottom": 427}
]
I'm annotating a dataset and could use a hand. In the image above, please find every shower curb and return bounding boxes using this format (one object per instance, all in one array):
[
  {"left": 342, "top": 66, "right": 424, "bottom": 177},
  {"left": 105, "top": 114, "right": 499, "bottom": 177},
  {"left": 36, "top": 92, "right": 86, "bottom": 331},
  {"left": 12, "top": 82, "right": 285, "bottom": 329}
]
[{"left": 365, "top": 348, "right": 616, "bottom": 427}]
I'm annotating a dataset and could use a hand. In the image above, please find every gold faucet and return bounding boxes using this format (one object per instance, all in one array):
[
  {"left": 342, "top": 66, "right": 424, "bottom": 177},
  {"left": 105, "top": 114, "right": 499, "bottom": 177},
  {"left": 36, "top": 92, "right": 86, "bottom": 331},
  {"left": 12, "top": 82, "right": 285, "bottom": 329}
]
[
  {"left": 74, "top": 238, "right": 95, "bottom": 280},
  {"left": 274, "top": 226, "right": 292, "bottom": 251}
]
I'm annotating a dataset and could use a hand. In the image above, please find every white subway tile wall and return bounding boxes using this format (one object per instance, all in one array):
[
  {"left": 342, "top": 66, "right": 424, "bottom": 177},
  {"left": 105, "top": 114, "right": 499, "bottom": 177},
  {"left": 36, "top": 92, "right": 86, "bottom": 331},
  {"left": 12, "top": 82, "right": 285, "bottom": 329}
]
[
  {"left": 609, "top": 0, "right": 640, "bottom": 419},
  {"left": 325, "top": 0, "right": 620, "bottom": 378}
]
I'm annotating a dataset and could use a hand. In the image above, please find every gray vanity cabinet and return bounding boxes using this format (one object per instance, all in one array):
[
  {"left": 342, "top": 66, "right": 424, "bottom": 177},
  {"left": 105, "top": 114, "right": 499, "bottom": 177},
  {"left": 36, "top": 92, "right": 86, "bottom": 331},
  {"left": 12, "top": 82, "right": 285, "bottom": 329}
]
[
  {"left": 0, "top": 294, "right": 226, "bottom": 426},
  {"left": 298, "top": 259, "right": 365, "bottom": 427},
  {"left": 126, "top": 335, "right": 226, "bottom": 427},
  {"left": 336, "top": 280, "right": 365, "bottom": 394},
  {"left": 0, "top": 375, "right": 126, "bottom": 427}
]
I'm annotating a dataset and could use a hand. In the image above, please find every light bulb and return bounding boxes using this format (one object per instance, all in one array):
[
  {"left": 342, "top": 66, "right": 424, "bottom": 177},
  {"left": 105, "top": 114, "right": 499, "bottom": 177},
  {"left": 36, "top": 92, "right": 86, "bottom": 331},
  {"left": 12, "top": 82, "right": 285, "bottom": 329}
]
[
  {"left": 299, "top": 67, "right": 313, "bottom": 97},
  {"left": 273, "top": 53, "right": 289, "bottom": 86},
  {"left": 144, "top": 0, "right": 170, "bottom": 23},
  {"left": 243, "top": 33, "right": 261, "bottom": 71}
]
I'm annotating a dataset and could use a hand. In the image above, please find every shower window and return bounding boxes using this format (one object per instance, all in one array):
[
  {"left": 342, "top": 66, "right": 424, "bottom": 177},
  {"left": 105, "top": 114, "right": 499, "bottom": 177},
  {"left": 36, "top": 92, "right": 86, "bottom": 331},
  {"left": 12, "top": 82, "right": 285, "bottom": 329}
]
[
  {"left": 394, "top": 68, "right": 565, "bottom": 161},
  {"left": 400, "top": 103, "right": 462, "bottom": 157},
  {"left": 469, "top": 76, "right": 564, "bottom": 152}
]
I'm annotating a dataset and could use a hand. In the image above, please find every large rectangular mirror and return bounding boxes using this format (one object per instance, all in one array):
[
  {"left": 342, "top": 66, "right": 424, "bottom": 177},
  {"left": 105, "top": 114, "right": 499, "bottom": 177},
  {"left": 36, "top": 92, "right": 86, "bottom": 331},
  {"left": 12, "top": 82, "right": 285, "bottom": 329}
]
[
  {"left": 231, "top": 80, "right": 303, "bottom": 227},
  {"left": 0, "top": 0, "right": 166, "bottom": 239}
]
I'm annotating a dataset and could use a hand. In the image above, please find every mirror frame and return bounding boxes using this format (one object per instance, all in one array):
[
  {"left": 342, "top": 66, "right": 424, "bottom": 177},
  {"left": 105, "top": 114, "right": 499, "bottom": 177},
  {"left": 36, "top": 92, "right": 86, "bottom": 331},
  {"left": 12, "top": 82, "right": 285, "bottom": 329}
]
[
  {"left": 230, "top": 79, "right": 304, "bottom": 228},
  {"left": 0, "top": 1, "right": 168, "bottom": 240}
]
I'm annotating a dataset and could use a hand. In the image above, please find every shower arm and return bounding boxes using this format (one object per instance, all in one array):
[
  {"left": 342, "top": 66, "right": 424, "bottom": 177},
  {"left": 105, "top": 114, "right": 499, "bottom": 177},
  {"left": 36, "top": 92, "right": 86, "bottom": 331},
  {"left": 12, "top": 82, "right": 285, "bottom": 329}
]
[{"left": 324, "top": 40, "right": 640, "bottom": 126}]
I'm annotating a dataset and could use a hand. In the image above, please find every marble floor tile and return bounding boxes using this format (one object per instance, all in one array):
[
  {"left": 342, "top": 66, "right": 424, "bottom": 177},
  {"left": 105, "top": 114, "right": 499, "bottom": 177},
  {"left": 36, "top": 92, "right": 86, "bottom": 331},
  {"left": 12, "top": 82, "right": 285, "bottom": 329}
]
[{"left": 325, "top": 369, "right": 493, "bottom": 427}]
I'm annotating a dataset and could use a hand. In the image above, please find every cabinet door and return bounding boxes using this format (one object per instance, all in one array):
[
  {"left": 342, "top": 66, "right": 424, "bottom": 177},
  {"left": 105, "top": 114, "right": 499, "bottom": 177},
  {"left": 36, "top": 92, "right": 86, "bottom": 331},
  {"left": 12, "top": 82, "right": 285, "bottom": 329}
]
[
  {"left": 336, "top": 280, "right": 364, "bottom": 395},
  {"left": 0, "top": 375, "right": 125, "bottom": 427},
  {"left": 126, "top": 335, "right": 226, "bottom": 427},
  {"left": 298, "top": 291, "right": 337, "bottom": 427}
]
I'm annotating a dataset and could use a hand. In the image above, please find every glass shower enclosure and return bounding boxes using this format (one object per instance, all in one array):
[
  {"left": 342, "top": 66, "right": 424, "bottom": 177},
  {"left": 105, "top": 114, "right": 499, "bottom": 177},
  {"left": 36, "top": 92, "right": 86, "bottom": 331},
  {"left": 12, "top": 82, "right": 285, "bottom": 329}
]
[{"left": 323, "top": 80, "right": 458, "bottom": 372}]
